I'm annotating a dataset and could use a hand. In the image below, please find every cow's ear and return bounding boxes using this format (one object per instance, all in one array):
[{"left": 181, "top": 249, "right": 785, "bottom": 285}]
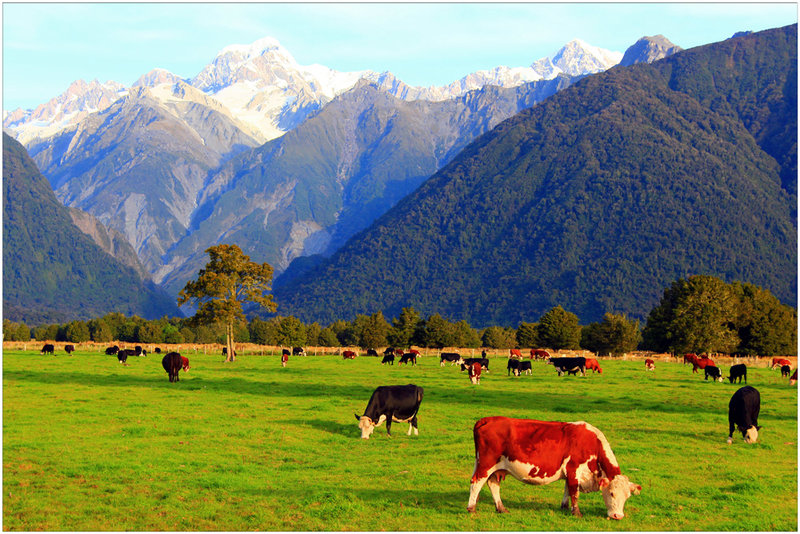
[
  {"left": 631, "top": 483, "right": 642, "bottom": 495},
  {"left": 756, "top": 425, "right": 762, "bottom": 431},
  {"left": 354, "top": 413, "right": 361, "bottom": 422},
  {"left": 598, "top": 477, "right": 610, "bottom": 489}
]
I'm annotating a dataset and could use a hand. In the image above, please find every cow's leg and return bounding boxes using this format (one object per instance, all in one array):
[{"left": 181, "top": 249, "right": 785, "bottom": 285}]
[
  {"left": 410, "top": 414, "right": 419, "bottom": 436},
  {"left": 564, "top": 467, "right": 582, "bottom": 517},
  {"left": 486, "top": 471, "right": 508, "bottom": 513},
  {"left": 385, "top": 418, "right": 392, "bottom": 437}
]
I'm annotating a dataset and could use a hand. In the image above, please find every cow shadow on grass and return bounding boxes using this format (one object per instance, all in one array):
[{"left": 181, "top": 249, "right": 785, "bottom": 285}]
[{"left": 289, "top": 418, "right": 355, "bottom": 437}]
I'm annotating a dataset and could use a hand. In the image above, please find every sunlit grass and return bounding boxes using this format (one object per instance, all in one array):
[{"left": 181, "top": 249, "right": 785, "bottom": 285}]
[{"left": 3, "top": 349, "right": 797, "bottom": 530}]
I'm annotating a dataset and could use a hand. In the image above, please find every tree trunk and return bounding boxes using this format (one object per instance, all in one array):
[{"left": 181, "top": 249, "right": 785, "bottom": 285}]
[{"left": 225, "top": 321, "right": 235, "bottom": 362}]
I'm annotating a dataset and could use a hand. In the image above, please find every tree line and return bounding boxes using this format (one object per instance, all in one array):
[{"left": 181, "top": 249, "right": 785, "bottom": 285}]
[{"left": 5, "top": 274, "right": 796, "bottom": 357}]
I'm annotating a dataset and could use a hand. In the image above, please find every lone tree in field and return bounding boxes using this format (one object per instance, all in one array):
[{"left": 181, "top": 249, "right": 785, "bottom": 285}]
[{"left": 178, "top": 244, "right": 277, "bottom": 362}]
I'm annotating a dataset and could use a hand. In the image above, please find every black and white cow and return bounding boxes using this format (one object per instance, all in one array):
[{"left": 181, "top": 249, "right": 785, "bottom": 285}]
[
  {"left": 117, "top": 349, "right": 135, "bottom": 364},
  {"left": 727, "top": 386, "right": 760, "bottom": 444},
  {"left": 704, "top": 365, "right": 723, "bottom": 382},
  {"left": 781, "top": 365, "right": 791, "bottom": 378},
  {"left": 728, "top": 364, "right": 747, "bottom": 384},
  {"left": 292, "top": 346, "right": 306, "bottom": 356},
  {"left": 381, "top": 352, "right": 394, "bottom": 365},
  {"left": 40, "top": 344, "right": 55, "bottom": 355},
  {"left": 105, "top": 345, "right": 119, "bottom": 355},
  {"left": 549, "top": 357, "right": 586, "bottom": 377},
  {"left": 64, "top": 344, "right": 75, "bottom": 355},
  {"left": 366, "top": 349, "right": 379, "bottom": 357},
  {"left": 461, "top": 358, "right": 490, "bottom": 372},
  {"left": 354, "top": 384, "right": 424, "bottom": 439},
  {"left": 440, "top": 352, "right": 462, "bottom": 366},
  {"left": 398, "top": 352, "right": 417, "bottom": 366}
]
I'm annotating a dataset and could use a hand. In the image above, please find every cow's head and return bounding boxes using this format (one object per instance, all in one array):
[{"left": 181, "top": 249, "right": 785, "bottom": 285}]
[
  {"left": 742, "top": 425, "right": 761, "bottom": 444},
  {"left": 599, "top": 475, "right": 641, "bottom": 520},
  {"left": 355, "top": 414, "right": 376, "bottom": 439}
]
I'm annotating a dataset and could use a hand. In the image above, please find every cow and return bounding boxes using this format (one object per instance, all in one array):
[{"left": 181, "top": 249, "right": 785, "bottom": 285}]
[
  {"left": 644, "top": 359, "right": 655, "bottom": 371},
  {"left": 469, "top": 362, "right": 482, "bottom": 384},
  {"left": 154, "top": 347, "right": 162, "bottom": 354},
  {"left": 692, "top": 357, "right": 715, "bottom": 374},
  {"left": 395, "top": 348, "right": 405, "bottom": 359},
  {"left": 508, "top": 359, "right": 532, "bottom": 376},
  {"left": 398, "top": 352, "right": 417, "bottom": 366},
  {"left": 728, "top": 363, "right": 747, "bottom": 384},
  {"left": 162, "top": 352, "right": 183, "bottom": 382},
  {"left": 530, "top": 349, "right": 550, "bottom": 360},
  {"left": 222, "top": 347, "right": 237, "bottom": 359},
  {"left": 354, "top": 384, "right": 424, "bottom": 439},
  {"left": 509, "top": 349, "right": 523, "bottom": 360},
  {"left": 461, "top": 358, "right": 490, "bottom": 372},
  {"left": 117, "top": 348, "right": 136, "bottom": 364},
  {"left": 771, "top": 357, "right": 791, "bottom": 369},
  {"left": 64, "top": 344, "right": 75, "bottom": 355},
  {"left": 467, "top": 417, "right": 641, "bottom": 519},
  {"left": 684, "top": 353, "right": 698, "bottom": 365},
  {"left": 342, "top": 350, "right": 357, "bottom": 359},
  {"left": 790, "top": 369, "right": 797, "bottom": 386},
  {"left": 727, "top": 386, "right": 760, "bottom": 444},
  {"left": 292, "top": 346, "right": 306, "bottom": 356},
  {"left": 549, "top": 357, "right": 586, "bottom": 377},
  {"left": 281, "top": 349, "right": 290, "bottom": 367},
  {"left": 408, "top": 349, "right": 421, "bottom": 359},
  {"left": 704, "top": 365, "right": 723, "bottom": 382},
  {"left": 105, "top": 345, "right": 119, "bottom": 355},
  {"left": 134, "top": 345, "right": 146, "bottom": 357},
  {"left": 585, "top": 358, "right": 603, "bottom": 374},
  {"left": 781, "top": 365, "right": 791, "bottom": 378},
  {"left": 381, "top": 353, "right": 394, "bottom": 365},
  {"left": 366, "top": 349, "right": 379, "bottom": 358},
  {"left": 40, "top": 344, "right": 54, "bottom": 355},
  {"left": 180, "top": 355, "right": 190, "bottom": 372},
  {"left": 440, "top": 352, "right": 462, "bottom": 366}
]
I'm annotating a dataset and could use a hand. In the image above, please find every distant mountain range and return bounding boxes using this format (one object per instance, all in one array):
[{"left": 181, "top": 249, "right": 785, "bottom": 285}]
[
  {"left": 272, "top": 25, "right": 797, "bottom": 326},
  {"left": 2, "top": 133, "right": 180, "bottom": 323},
  {"left": 3, "top": 35, "right": 680, "bottom": 300}
]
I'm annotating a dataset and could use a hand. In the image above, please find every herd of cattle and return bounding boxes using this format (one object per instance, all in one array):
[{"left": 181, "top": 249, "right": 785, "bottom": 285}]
[{"left": 35, "top": 342, "right": 791, "bottom": 519}]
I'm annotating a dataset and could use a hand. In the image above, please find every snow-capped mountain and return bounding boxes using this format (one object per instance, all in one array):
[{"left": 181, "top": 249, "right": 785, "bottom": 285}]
[{"left": 4, "top": 36, "right": 626, "bottom": 146}]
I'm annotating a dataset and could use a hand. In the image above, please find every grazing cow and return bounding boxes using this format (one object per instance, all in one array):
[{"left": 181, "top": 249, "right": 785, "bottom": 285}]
[
  {"left": 180, "top": 356, "right": 190, "bottom": 372},
  {"left": 692, "top": 357, "right": 715, "bottom": 374},
  {"left": 727, "top": 386, "right": 760, "bottom": 444},
  {"left": 64, "top": 344, "right": 75, "bottom": 355},
  {"left": 281, "top": 349, "right": 290, "bottom": 368},
  {"left": 408, "top": 349, "right": 421, "bottom": 359},
  {"left": 790, "top": 369, "right": 797, "bottom": 386},
  {"left": 154, "top": 347, "right": 162, "bottom": 354},
  {"left": 342, "top": 350, "right": 357, "bottom": 359},
  {"left": 117, "top": 349, "right": 135, "bottom": 364},
  {"left": 354, "top": 384, "right": 424, "bottom": 439},
  {"left": 549, "top": 357, "right": 586, "bottom": 377},
  {"left": 366, "top": 349, "right": 379, "bottom": 358},
  {"left": 440, "top": 352, "right": 462, "bottom": 366},
  {"left": 530, "top": 349, "right": 550, "bottom": 360},
  {"left": 728, "top": 364, "right": 747, "bottom": 384},
  {"left": 467, "top": 417, "right": 641, "bottom": 518},
  {"left": 292, "top": 346, "right": 306, "bottom": 356},
  {"left": 395, "top": 348, "right": 405, "bottom": 359},
  {"left": 781, "top": 365, "right": 791, "bottom": 378},
  {"left": 222, "top": 347, "right": 237, "bottom": 359},
  {"left": 461, "top": 358, "right": 490, "bottom": 372},
  {"left": 704, "top": 365, "right": 723, "bottom": 382},
  {"left": 585, "top": 358, "right": 603, "bottom": 374},
  {"left": 398, "top": 352, "right": 417, "bottom": 366},
  {"left": 507, "top": 359, "right": 532, "bottom": 376},
  {"left": 381, "top": 353, "right": 395, "bottom": 365},
  {"left": 469, "top": 362, "right": 482, "bottom": 384},
  {"left": 162, "top": 352, "right": 183, "bottom": 382},
  {"left": 644, "top": 359, "right": 655, "bottom": 371},
  {"left": 40, "top": 344, "right": 55, "bottom": 355},
  {"left": 134, "top": 345, "right": 144, "bottom": 356},
  {"left": 105, "top": 345, "right": 119, "bottom": 355},
  {"left": 517, "top": 360, "right": 532, "bottom": 375},
  {"left": 509, "top": 349, "right": 523, "bottom": 360},
  {"left": 684, "top": 353, "right": 698, "bottom": 365},
  {"left": 771, "top": 357, "right": 791, "bottom": 369}
]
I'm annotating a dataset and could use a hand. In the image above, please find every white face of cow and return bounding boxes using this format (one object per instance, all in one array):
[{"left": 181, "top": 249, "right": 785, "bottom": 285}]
[
  {"left": 600, "top": 475, "right": 641, "bottom": 520},
  {"left": 355, "top": 415, "right": 376, "bottom": 439},
  {"left": 744, "top": 426, "right": 759, "bottom": 444}
]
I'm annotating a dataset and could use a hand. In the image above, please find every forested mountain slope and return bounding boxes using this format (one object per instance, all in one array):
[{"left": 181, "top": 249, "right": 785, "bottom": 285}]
[{"left": 273, "top": 25, "right": 797, "bottom": 326}]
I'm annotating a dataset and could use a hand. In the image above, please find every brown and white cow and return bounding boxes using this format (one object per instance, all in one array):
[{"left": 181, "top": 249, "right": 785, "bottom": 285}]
[
  {"left": 683, "top": 353, "right": 698, "bottom": 365},
  {"left": 771, "top": 357, "right": 791, "bottom": 369},
  {"left": 530, "top": 349, "right": 550, "bottom": 360},
  {"left": 467, "top": 417, "right": 641, "bottom": 519},
  {"left": 644, "top": 359, "right": 655, "bottom": 371},
  {"left": 509, "top": 349, "right": 523, "bottom": 360},
  {"left": 585, "top": 358, "right": 602, "bottom": 374},
  {"left": 469, "top": 362, "right": 482, "bottom": 384},
  {"left": 180, "top": 355, "right": 190, "bottom": 372},
  {"left": 692, "top": 357, "right": 714, "bottom": 374},
  {"left": 342, "top": 350, "right": 358, "bottom": 359}
]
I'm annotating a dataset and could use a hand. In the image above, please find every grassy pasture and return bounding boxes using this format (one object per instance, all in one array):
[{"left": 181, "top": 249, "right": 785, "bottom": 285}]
[{"left": 3, "top": 349, "right": 797, "bottom": 531}]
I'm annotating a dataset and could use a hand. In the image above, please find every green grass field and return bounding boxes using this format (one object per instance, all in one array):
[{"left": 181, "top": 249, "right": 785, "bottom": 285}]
[{"left": 3, "top": 349, "right": 797, "bottom": 531}]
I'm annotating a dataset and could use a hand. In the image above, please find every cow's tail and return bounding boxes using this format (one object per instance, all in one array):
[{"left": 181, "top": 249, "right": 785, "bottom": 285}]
[{"left": 416, "top": 386, "right": 424, "bottom": 403}]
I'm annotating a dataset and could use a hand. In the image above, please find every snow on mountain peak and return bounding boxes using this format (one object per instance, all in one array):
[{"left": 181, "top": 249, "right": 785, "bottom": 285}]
[{"left": 219, "top": 36, "right": 285, "bottom": 58}]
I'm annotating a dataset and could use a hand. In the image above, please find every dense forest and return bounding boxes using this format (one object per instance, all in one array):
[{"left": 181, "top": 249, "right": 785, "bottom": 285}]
[{"left": 272, "top": 25, "right": 797, "bottom": 327}]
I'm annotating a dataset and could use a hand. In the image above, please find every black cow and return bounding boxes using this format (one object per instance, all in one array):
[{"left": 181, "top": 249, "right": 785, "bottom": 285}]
[
  {"left": 728, "top": 364, "right": 747, "bottom": 384},
  {"left": 222, "top": 347, "right": 237, "bottom": 358},
  {"left": 134, "top": 345, "right": 145, "bottom": 356},
  {"left": 381, "top": 353, "right": 394, "bottom": 365},
  {"left": 704, "top": 365, "right": 723, "bottom": 382},
  {"left": 162, "top": 352, "right": 183, "bottom": 382},
  {"left": 398, "top": 352, "right": 417, "bottom": 366},
  {"left": 105, "top": 345, "right": 119, "bottom": 355},
  {"left": 64, "top": 344, "right": 75, "bottom": 355},
  {"left": 154, "top": 347, "right": 162, "bottom": 354},
  {"left": 506, "top": 359, "right": 532, "bottom": 376},
  {"left": 40, "top": 344, "right": 55, "bottom": 355},
  {"left": 292, "top": 346, "right": 306, "bottom": 356},
  {"left": 440, "top": 352, "right": 461, "bottom": 366},
  {"left": 367, "top": 349, "right": 379, "bottom": 357},
  {"left": 727, "top": 386, "right": 760, "bottom": 444},
  {"left": 354, "top": 384, "right": 424, "bottom": 439},
  {"left": 461, "top": 358, "right": 490, "bottom": 372},
  {"left": 548, "top": 357, "right": 586, "bottom": 376},
  {"left": 781, "top": 365, "right": 791, "bottom": 378},
  {"left": 117, "top": 349, "right": 135, "bottom": 364}
]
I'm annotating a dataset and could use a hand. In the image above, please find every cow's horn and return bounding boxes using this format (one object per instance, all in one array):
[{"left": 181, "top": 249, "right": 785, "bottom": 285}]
[{"left": 354, "top": 413, "right": 361, "bottom": 421}]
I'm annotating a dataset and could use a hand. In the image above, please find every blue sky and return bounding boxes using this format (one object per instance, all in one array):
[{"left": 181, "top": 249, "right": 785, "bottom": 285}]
[{"left": 3, "top": 2, "right": 797, "bottom": 111}]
